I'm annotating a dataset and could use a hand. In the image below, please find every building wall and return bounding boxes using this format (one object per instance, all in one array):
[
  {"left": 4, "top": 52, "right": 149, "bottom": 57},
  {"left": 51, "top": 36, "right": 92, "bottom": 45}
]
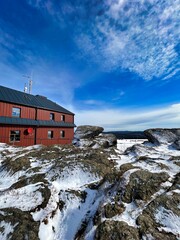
[
  {"left": 0, "top": 125, "right": 74, "bottom": 146},
  {"left": 0, "top": 102, "right": 74, "bottom": 123},
  {"left": 0, "top": 102, "right": 35, "bottom": 119},
  {"left": 37, "top": 109, "right": 74, "bottom": 122},
  {"left": 0, "top": 101, "right": 75, "bottom": 146},
  {"left": 0, "top": 125, "right": 35, "bottom": 146},
  {"left": 36, "top": 127, "right": 74, "bottom": 145}
]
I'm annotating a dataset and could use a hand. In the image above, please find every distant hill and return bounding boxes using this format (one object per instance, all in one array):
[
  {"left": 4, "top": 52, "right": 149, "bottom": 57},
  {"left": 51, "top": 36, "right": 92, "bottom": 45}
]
[{"left": 105, "top": 131, "right": 147, "bottom": 139}]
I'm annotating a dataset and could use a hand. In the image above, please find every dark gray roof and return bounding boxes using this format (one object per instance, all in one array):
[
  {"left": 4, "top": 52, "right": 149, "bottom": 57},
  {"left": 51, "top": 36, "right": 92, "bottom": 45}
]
[
  {"left": 0, "top": 116, "right": 76, "bottom": 128},
  {"left": 0, "top": 85, "right": 74, "bottom": 115}
]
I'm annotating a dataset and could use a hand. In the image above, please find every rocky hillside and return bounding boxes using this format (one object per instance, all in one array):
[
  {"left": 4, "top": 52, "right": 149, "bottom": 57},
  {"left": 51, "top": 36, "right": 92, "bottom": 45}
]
[{"left": 0, "top": 126, "right": 179, "bottom": 240}]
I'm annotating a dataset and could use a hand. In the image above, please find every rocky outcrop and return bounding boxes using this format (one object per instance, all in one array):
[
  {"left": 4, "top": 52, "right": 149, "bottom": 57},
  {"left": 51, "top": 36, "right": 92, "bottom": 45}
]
[
  {"left": 95, "top": 221, "right": 140, "bottom": 240},
  {"left": 174, "top": 139, "right": 180, "bottom": 150},
  {"left": 137, "top": 189, "right": 180, "bottom": 240},
  {"left": 95, "top": 133, "right": 117, "bottom": 148},
  {"left": 73, "top": 125, "right": 117, "bottom": 148},
  {"left": 104, "top": 202, "right": 125, "bottom": 218},
  {"left": 0, "top": 208, "right": 40, "bottom": 240},
  {"left": 74, "top": 125, "right": 104, "bottom": 139},
  {"left": 144, "top": 128, "right": 180, "bottom": 147},
  {"left": 0, "top": 128, "right": 179, "bottom": 240},
  {"left": 122, "top": 170, "right": 169, "bottom": 203}
]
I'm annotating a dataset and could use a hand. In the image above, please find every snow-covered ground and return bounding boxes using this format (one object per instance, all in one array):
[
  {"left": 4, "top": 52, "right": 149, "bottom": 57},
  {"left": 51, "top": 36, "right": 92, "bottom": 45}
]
[
  {"left": 117, "top": 139, "right": 145, "bottom": 152},
  {"left": 0, "top": 138, "right": 179, "bottom": 240}
]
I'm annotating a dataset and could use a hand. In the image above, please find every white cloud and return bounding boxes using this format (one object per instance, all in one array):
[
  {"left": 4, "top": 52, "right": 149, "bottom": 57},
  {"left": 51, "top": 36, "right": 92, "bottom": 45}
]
[
  {"left": 77, "top": 0, "right": 180, "bottom": 80},
  {"left": 83, "top": 100, "right": 104, "bottom": 105},
  {"left": 25, "top": 1, "right": 180, "bottom": 81},
  {"left": 72, "top": 103, "right": 180, "bottom": 131}
]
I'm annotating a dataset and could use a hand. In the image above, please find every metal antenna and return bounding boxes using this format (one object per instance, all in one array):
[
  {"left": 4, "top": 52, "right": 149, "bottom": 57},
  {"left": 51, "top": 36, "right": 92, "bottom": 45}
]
[
  {"left": 29, "top": 79, "right": 32, "bottom": 94},
  {"left": 22, "top": 74, "right": 33, "bottom": 94},
  {"left": 24, "top": 83, "right": 28, "bottom": 93},
  {"left": 29, "top": 71, "right": 34, "bottom": 94}
]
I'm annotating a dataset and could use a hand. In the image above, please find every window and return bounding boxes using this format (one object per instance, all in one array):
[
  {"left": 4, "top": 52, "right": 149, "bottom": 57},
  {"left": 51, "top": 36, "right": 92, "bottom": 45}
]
[
  {"left": 50, "top": 113, "right": 55, "bottom": 120},
  {"left": 61, "top": 115, "right": 65, "bottom": 121},
  {"left": 12, "top": 107, "right": 21, "bottom": 117},
  {"left": 48, "top": 130, "right": 53, "bottom": 139},
  {"left": 60, "top": 130, "right": 65, "bottom": 138},
  {"left": 10, "top": 130, "right": 20, "bottom": 142}
]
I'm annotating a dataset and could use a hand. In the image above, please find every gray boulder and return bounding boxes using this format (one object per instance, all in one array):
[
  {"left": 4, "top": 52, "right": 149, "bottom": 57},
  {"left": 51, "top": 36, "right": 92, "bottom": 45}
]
[
  {"left": 74, "top": 125, "right": 104, "bottom": 139},
  {"left": 73, "top": 125, "right": 117, "bottom": 148},
  {"left": 144, "top": 128, "right": 180, "bottom": 146},
  {"left": 96, "top": 133, "right": 117, "bottom": 148}
]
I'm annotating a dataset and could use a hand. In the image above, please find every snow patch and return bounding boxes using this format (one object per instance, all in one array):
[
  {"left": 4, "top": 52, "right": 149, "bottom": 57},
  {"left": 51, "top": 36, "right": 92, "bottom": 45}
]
[
  {"left": 155, "top": 206, "right": 180, "bottom": 237},
  {"left": 0, "top": 170, "right": 25, "bottom": 191},
  {"left": 0, "top": 183, "right": 43, "bottom": 211},
  {"left": 117, "top": 139, "right": 145, "bottom": 153},
  {"left": 0, "top": 221, "right": 17, "bottom": 240},
  {"left": 48, "top": 166, "right": 100, "bottom": 191}
]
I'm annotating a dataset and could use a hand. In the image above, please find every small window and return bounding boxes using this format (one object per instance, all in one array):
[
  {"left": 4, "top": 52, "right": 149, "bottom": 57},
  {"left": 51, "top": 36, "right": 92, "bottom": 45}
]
[
  {"left": 61, "top": 115, "right": 65, "bottom": 121},
  {"left": 48, "top": 130, "right": 53, "bottom": 139},
  {"left": 60, "top": 130, "right": 65, "bottom": 138},
  {"left": 50, "top": 113, "right": 55, "bottom": 120},
  {"left": 10, "top": 130, "right": 20, "bottom": 142},
  {"left": 12, "top": 107, "right": 21, "bottom": 117}
]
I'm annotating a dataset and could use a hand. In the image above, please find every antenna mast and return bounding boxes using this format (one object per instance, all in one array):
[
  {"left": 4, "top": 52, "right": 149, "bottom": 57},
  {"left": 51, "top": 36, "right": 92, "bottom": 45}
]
[
  {"left": 24, "top": 83, "right": 28, "bottom": 93},
  {"left": 22, "top": 74, "right": 33, "bottom": 94},
  {"left": 29, "top": 79, "right": 32, "bottom": 94}
]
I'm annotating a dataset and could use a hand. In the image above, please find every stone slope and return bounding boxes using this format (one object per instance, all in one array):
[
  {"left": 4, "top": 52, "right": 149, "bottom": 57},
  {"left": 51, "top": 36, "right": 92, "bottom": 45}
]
[{"left": 0, "top": 127, "right": 179, "bottom": 240}]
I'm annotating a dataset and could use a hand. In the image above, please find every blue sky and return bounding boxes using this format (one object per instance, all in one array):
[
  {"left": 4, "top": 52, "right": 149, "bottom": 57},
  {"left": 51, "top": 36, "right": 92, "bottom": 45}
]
[{"left": 0, "top": 0, "right": 179, "bottom": 131}]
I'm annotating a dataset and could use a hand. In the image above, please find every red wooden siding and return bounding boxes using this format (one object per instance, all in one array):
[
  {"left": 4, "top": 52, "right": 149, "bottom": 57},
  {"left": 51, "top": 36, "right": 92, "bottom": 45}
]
[
  {"left": 36, "top": 127, "right": 74, "bottom": 145},
  {"left": 0, "top": 125, "right": 35, "bottom": 146},
  {"left": 0, "top": 125, "right": 74, "bottom": 146},
  {"left": 0, "top": 100, "right": 75, "bottom": 146},
  {"left": 37, "top": 109, "right": 74, "bottom": 122},
  {"left": 0, "top": 102, "right": 36, "bottom": 119}
]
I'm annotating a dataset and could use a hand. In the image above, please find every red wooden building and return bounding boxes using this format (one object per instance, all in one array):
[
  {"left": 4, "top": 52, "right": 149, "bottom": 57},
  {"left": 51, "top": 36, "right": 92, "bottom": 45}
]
[{"left": 0, "top": 85, "right": 75, "bottom": 146}]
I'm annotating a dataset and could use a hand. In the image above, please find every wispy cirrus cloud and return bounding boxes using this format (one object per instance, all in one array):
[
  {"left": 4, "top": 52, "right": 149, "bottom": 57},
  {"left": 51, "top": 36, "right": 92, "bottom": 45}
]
[
  {"left": 76, "top": 0, "right": 180, "bottom": 80},
  {"left": 73, "top": 103, "right": 180, "bottom": 131},
  {"left": 1, "top": 0, "right": 179, "bottom": 121},
  {"left": 26, "top": 0, "right": 180, "bottom": 81}
]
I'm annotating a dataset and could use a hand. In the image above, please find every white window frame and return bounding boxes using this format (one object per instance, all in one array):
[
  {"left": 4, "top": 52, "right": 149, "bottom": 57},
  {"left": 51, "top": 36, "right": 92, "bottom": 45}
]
[{"left": 12, "top": 107, "right": 21, "bottom": 118}]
